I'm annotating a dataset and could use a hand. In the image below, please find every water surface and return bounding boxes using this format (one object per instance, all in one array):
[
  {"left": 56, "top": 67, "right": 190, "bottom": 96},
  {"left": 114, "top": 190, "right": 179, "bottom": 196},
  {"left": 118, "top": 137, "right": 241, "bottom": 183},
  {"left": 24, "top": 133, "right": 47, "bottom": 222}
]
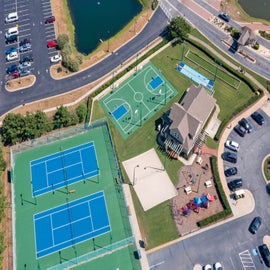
[{"left": 67, "top": 0, "right": 142, "bottom": 54}]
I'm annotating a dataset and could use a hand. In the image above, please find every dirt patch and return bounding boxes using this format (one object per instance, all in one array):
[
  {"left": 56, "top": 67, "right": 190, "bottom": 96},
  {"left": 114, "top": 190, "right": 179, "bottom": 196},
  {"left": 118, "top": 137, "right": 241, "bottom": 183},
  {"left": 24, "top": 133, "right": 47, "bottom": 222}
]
[
  {"left": 172, "top": 154, "right": 224, "bottom": 236},
  {"left": 5, "top": 75, "right": 35, "bottom": 92}
]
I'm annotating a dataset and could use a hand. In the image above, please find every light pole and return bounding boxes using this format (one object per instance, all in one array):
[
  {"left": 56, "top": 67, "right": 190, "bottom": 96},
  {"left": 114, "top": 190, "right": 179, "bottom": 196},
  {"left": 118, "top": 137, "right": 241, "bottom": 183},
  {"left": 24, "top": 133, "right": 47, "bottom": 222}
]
[
  {"left": 133, "top": 165, "right": 139, "bottom": 186},
  {"left": 107, "top": 30, "right": 110, "bottom": 52}
]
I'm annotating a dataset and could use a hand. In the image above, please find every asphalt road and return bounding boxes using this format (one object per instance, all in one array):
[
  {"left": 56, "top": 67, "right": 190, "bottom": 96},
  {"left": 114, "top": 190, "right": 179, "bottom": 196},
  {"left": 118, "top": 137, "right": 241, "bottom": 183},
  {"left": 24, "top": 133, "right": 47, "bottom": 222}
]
[
  {"left": 148, "top": 109, "right": 270, "bottom": 269},
  {"left": 0, "top": 3, "right": 168, "bottom": 116},
  {"left": 161, "top": 0, "right": 270, "bottom": 80},
  {"left": 1, "top": 0, "right": 270, "bottom": 118}
]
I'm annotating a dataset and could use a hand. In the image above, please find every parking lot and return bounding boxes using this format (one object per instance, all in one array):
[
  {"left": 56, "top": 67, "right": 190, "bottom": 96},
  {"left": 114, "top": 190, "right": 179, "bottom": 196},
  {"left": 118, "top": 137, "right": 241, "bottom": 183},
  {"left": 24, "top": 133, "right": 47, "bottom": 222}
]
[{"left": 0, "top": 0, "right": 58, "bottom": 84}]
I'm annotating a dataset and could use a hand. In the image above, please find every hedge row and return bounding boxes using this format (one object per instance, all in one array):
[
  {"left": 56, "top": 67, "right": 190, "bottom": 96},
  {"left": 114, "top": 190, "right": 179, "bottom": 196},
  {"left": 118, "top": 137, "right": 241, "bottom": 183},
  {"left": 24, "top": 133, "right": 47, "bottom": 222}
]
[{"left": 197, "top": 156, "right": 232, "bottom": 227}]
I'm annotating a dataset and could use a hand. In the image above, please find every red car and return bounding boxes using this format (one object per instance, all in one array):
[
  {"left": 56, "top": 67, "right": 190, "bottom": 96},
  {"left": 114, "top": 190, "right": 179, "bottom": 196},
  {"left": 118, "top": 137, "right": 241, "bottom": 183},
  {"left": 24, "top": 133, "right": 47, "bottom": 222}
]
[
  {"left": 45, "top": 16, "right": 55, "bottom": 24},
  {"left": 47, "top": 39, "right": 57, "bottom": 48}
]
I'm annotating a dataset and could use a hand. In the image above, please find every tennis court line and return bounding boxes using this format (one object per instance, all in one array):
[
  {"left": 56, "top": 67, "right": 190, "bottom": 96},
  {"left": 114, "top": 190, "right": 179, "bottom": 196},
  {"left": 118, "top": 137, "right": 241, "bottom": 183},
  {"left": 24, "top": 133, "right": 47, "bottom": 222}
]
[
  {"left": 30, "top": 142, "right": 94, "bottom": 164},
  {"left": 31, "top": 142, "right": 100, "bottom": 196},
  {"left": 34, "top": 191, "right": 111, "bottom": 258}
]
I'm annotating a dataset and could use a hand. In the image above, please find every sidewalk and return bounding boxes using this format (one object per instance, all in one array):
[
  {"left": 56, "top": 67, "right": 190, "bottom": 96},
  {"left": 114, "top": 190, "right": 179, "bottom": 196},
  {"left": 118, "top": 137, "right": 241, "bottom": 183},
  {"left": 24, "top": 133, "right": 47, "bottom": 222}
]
[{"left": 122, "top": 184, "right": 150, "bottom": 270}]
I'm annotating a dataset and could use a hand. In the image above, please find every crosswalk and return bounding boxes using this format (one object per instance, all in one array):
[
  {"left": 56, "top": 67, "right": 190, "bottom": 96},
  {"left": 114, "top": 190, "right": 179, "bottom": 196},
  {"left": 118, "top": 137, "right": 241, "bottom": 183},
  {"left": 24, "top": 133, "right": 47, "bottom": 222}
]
[{"left": 239, "top": 250, "right": 256, "bottom": 269}]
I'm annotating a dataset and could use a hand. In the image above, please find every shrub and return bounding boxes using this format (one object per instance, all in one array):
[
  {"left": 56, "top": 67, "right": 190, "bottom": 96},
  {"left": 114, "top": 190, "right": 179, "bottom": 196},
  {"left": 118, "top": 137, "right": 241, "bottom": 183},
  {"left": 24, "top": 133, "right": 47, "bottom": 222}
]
[
  {"left": 57, "top": 34, "right": 69, "bottom": 50},
  {"left": 76, "top": 104, "right": 87, "bottom": 123}
]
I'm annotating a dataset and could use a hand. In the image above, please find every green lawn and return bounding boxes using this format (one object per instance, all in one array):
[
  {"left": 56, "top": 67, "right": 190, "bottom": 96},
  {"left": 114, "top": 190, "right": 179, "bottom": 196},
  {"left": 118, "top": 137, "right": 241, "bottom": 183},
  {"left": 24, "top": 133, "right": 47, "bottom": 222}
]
[{"left": 91, "top": 39, "right": 258, "bottom": 249}]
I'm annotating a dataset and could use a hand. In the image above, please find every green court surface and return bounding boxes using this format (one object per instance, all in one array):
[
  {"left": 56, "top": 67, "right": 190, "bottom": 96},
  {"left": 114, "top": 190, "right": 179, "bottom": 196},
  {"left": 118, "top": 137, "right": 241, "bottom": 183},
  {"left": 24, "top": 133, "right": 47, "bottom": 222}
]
[
  {"left": 100, "top": 62, "right": 177, "bottom": 139},
  {"left": 11, "top": 120, "right": 140, "bottom": 270},
  {"left": 71, "top": 245, "right": 138, "bottom": 270}
]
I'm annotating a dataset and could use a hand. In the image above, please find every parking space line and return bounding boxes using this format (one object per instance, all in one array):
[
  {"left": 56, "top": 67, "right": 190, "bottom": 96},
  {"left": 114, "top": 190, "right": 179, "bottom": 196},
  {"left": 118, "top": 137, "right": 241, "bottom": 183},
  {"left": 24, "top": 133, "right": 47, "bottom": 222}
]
[
  {"left": 239, "top": 250, "right": 256, "bottom": 269},
  {"left": 18, "top": 9, "right": 30, "bottom": 13},
  {"left": 45, "top": 29, "right": 55, "bottom": 34}
]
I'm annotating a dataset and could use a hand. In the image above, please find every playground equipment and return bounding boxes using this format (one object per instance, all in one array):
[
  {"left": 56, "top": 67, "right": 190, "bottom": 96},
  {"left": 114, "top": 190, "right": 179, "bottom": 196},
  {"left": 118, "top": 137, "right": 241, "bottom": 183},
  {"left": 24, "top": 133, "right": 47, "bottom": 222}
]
[{"left": 180, "top": 193, "right": 215, "bottom": 216}]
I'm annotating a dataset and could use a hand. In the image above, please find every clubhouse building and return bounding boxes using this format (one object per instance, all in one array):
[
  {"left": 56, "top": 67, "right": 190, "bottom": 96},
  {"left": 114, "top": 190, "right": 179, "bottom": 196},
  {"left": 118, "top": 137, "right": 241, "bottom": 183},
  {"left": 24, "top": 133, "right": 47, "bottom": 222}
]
[{"left": 159, "top": 85, "right": 216, "bottom": 158}]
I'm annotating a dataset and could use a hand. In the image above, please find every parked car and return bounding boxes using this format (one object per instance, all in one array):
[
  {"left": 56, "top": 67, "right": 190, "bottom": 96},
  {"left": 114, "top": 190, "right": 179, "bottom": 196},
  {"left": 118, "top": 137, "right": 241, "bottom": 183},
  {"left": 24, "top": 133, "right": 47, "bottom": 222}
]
[
  {"left": 222, "top": 152, "right": 237, "bottom": 163},
  {"left": 19, "top": 38, "right": 31, "bottom": 46},
  {"left": 239, "top": 118, "right": 253, "bottom": 133},
  {"left": 251, "top": 111, "right": 265, "bottom": 125},
  {"left": 224, "top": 167, "right": 238, "bottom": 177},
  {"left": 19, "top": 69, "right": 31, "bottom": 77},
  {"left": 218, "top": 12, "right": 230, "bottom": 22},
  {"left": 45, "top": 16, "right": 55, "bottom": 24},
  {"left": 5, "top": 47, "right": 17, "bottom": 55},
  {"left": 234, "top": 124, "right": 246, "bottom": 137},
  {"left": 50, "top": 54, "right": 62, "bottom": 63},
  {"left": 6, "top": 64, "right": 18, "bottom": 74},
  {"left": 19, "top": 62, "right": 32, "bottom": 70},
  {"left": 20, "top": 53, "right": 33, "bottom": 64},
  {"left": 266, "top": 184, "right": 270, "bottom": 195},
  {"left": 259, "top": 244, "right": 270, "bottom": 267},
  {"left": 8, "top": 70, "right": 20, "bottom": 80},
  {"left": 214, "top": 262, "right": 223, "bottom": 270},
  {"left": 6, "top": 51, "right": 18, "bottom": 61},
  {"left": 228, "top": 179, "right": 243, "bottom": 191},
  {"left": 5, "top": 12, "right": 18, "bottom": 23},
  {"left": 225, "top": 140, "right": 239, "bottom": 152},
  {"left": 47, "top": 39, "right": 58, "bottom": 48},
  {"left": 19, "top": 43, "right": 32, "bottom": 52},
  {"left": 5, "top": 35, "right": 17, "bottom": 44},
  {"left": 203, "top": 265, "right": 212, "bottom": 270},
  {"left": 249, "top": 216, "right": 262, "bottom": 234}
]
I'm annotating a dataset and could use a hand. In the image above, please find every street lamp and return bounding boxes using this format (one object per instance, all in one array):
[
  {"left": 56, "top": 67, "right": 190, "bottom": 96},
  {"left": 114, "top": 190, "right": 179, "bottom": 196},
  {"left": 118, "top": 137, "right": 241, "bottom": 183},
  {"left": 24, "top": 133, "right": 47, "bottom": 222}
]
[
  {"left": 133, "top": 165, "right": 139, "bottom": 186},
  {"left": 107, "top": 30, "right": 110, "bottom": 52}
]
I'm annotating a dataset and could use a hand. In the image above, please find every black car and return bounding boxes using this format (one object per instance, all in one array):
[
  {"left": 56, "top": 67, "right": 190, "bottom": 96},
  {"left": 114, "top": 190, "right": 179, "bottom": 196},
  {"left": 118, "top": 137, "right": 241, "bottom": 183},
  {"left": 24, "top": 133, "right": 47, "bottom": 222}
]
[
  {"left": 251, "top": 111, "right": 265, "bottom": 125},
  {"left": 234, "top": 124, "right": 246, "bottom": 137},
  {"left": 224, "top": 167, "right": 238, "bottom": 177},
  {"left": 19, "top": 38, "right": 31, "bottom": 46},
  {"left": 6, "top": 64, "right": 18, "bottom": 74},
  {"left": 228, "top": 179, "right": 243, "bottom": 191},
  {"left": 222, "top": 152, "right": 237, "bottom": 163},
  {"left": 5, "top": 35, "right": 17, "bottom": 44},
  {"left": 19, "top": 53, "right": 33, "bottom": 64},
  {"left": 239, "top": 118, "right": 253, "bottom": 133},
  {"left": 259, "top": 244, "right": 270, "bottom": 267},
  {"left": 218, "top": 12, "right": 230, "bottom": 22},
  {"left": 249, "top": 216, "right": 262, "bottom": 234}
]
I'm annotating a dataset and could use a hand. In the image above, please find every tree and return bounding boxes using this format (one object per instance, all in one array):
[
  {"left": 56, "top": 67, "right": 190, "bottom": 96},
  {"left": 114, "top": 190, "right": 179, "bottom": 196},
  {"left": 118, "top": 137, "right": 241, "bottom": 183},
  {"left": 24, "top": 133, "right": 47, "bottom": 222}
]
[
  {"left": 57, "top": 34, "right": 69, "bottom": 50},
  {"left": 34, "top": 110, "right": 52, "bottom": 137},
  {"left": 1, "top": 113, "right": 25, "bottom": 145},
  {"left": 166, "top": 17, "right": 191, "bottom": 43},
  {"left": 76, "top": 104, "right": 87, "bottom": 123},
  {"left": 53, "top": 105, "right": 71, "bottom": 128}
]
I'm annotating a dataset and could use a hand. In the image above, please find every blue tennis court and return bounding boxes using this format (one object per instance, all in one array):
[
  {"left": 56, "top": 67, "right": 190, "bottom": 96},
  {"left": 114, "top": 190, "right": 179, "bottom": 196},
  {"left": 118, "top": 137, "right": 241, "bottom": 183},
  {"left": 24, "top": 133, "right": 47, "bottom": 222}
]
[
  {"left": 177, "top": 62, "right": 214, "bottom": 90},
  {"left": 34, "top": 191, "right": 110, "bottom": 258},
  {"left": 112, "top": 104, "right": 128, "bottom": 120},
  {"left": 149, "top": 76, "right": 163, "bottom": 90},
  {"left": 30, "top": 142, "right": 99, "bottom": 197}
]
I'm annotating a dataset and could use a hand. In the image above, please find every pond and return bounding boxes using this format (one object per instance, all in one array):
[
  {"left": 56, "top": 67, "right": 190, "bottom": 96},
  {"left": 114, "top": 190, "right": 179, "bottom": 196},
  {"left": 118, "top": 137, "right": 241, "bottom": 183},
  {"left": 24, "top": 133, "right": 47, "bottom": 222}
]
[
  {"left": 238, "top": 0, "right": 270, "bottom": 22},
  {"left": 67, "top": 0, "right": 142, "bottom": 55}
]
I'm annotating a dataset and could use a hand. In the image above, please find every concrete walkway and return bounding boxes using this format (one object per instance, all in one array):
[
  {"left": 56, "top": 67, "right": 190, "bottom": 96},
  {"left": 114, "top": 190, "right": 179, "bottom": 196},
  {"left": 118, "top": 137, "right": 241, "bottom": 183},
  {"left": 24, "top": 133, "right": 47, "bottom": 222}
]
[{"left": 122, "top": 184, "right": 150, "bottom": 270}]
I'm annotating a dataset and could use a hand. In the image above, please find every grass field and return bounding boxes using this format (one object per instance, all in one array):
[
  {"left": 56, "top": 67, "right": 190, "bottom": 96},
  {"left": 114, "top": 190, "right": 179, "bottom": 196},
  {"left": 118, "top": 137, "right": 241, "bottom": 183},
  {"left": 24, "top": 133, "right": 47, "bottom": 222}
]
[
  {"left": 92, "top": 40, "right": 258, "bottom": 249},
  {"left": 12, "top": 122, "right": 140, "bottom": 270}
]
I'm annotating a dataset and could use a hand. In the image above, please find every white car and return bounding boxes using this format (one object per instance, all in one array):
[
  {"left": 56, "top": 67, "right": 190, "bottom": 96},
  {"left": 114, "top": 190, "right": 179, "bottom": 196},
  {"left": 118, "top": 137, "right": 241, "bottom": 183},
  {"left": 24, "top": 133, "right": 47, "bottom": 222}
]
[
  {"left": 214, "top": 262, "right": 222, "bottom": 270},
  {"left": 225, "top": 140, "right": 239, "bottom": 152},
  {"left": 6, "top": 51, "right": 18, "bottom": 61},
  {"left": 50, "top": 54, "right": 62, "bottom": 63},
  {"left": 203, "top": 264, "right": 212, "bottom": 270}
]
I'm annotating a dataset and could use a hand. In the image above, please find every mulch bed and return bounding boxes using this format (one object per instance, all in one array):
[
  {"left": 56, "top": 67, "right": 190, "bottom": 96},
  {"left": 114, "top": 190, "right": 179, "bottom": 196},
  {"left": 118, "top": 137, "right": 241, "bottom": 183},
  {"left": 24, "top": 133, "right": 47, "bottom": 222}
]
[{"left": 172, "top": 154, "right": 224, "bottom": 236}]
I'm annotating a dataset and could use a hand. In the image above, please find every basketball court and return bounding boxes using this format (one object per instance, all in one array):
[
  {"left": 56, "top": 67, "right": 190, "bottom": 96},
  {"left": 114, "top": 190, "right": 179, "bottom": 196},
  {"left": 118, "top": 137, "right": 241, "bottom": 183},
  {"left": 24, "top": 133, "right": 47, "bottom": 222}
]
[{"left": 100, "top": 62, "right": 178, "bottom": 139}]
